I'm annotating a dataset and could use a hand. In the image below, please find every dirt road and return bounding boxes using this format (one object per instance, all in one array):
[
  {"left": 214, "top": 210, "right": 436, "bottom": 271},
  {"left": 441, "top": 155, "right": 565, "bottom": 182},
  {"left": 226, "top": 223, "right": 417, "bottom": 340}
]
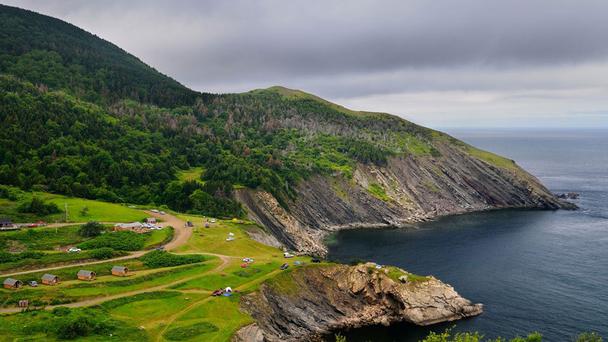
[
  {"left": 144, "top": 211, "right": 192, "bottom": 251},
  {"left": 0, "top": 212, "right": 190, "bottom": 278}
]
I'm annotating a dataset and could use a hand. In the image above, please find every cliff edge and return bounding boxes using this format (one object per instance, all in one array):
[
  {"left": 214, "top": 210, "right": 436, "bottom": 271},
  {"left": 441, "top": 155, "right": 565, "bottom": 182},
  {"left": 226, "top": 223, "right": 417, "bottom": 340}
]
[{"left": 234, "top": 263, "right": 483, "bottom": 342}]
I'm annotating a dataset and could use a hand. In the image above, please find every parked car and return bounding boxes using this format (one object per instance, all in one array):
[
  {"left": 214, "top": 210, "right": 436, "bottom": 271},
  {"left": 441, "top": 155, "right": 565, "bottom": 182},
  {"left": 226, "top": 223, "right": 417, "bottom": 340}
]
[
  {"left": 211, "top": 289, "right": 223, "bottom": 296},
  {"left": 28, "top": 281, "right": 38, "bottom": 287},
  {"left": 150, "top": 209, "right": 159, "bottom": 213},
  {"left": 160, "top": 211, "right": 166, "bottom": 215},
  {"left": 311, "top": 258, "right": 321, "bottom": 263},
  {"left": 283, "top": 252, "right": 294, "bottom": 258},
  {"left": 280, "top": 263, "right": 289, "bottom": 270},
  {"left": 68, "top": 247, "right": 81, "bottom": 253},
  {"left": 242, "top": 257, "right": 254, "bottom": 263},
  {"left": 155, "top": 246, "right": 165, "bottom": 251}
]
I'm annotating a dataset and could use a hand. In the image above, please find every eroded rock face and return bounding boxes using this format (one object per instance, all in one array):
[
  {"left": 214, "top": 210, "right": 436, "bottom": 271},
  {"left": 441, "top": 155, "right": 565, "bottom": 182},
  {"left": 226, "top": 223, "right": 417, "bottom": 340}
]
[
  {"left": 236, "top": 141, "right": 573, "bottom": 255},
  {"left": 234, "top": 264, "right": 483, "bottom": 342}
]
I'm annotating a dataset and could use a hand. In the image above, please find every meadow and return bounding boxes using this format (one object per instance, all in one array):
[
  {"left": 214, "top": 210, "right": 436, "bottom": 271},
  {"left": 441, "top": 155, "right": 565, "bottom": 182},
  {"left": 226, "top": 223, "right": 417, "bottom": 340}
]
[{"left": 0, "top": 195, "right": 322, "bottom": 341}]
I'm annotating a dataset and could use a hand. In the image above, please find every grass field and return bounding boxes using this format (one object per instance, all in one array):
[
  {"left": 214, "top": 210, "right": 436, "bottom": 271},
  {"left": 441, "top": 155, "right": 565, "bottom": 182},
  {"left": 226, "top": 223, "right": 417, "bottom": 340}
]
[
  {"left": 177, "top": 167, "right": 205, "bottom": 183},
  {"left": 0, "top": 196, "right": 324, "bottom": 341},
  {"left": 0, "top": 189, "right": 146, "bottom": 223}
]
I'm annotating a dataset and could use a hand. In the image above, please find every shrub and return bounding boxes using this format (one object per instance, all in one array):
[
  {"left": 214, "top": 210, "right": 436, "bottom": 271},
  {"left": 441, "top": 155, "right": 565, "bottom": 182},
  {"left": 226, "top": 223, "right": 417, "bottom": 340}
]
[
  {"left": 54, "top": 311, "right": 109, "bottom": 340},
  {"left": 89, "top": 247, "right": 115, "bottom": 260},
  {"left": 17, "top": 197, "right": 61, "bottom": 216},
  {"left": 140, "top": 250, "right": 204, "bottom": 268},
  {"left": 78, "top": 222, "right": 104, "bottom": 237},
  {"left": 577, "top": 332, "right": 603, "bottom": 342},
  {"left": 78, "top": 231, "right": 146, "bottom": 251}
]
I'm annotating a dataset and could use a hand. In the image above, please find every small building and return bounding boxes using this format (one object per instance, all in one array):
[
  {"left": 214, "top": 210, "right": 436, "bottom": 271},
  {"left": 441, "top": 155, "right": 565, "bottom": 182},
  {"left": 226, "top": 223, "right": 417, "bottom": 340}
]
[
  {"left": 111, "top": 266, "right": 129, "bottom": 277},
  {"left": 113, "top": 222, "right": 147, "bottom": 233},
  {"left": 77, "top": 270, "right": 96, "bottom": 281},
  {"left": 0, "top": 218, "right": 13, "bottom": 228},
  {"left": 186, "top": 221, "right": 193, "bottom": 227},
  {"left": 3, "top": 278, "right": 22, "bottom": 289},
  {"left": 144, "top": 217, "right": 157, "bottom": 224},
  {"left": 41, "top": 274, "right": 59, "bottom": 286}
]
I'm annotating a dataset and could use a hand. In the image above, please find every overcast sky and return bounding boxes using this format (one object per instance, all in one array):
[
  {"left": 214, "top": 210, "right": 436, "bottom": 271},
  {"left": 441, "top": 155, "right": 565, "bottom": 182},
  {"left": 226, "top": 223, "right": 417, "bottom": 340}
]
[{"left": 4, "top": 0, "right": 608, "bottom": 128}]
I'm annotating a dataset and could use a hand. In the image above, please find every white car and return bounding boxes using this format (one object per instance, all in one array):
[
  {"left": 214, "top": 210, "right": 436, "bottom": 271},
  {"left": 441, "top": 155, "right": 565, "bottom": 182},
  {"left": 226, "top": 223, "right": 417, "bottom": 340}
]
[
  {"left": 210, "top": 219, "right": 217, "bottom": 223},
  {"left": 283, "top": 252, "right": 294, "bottom": 258},
  {"left": 160, "top": 211, "right": 166, "bottom": 215},
  {"left": 242, "top": 257, "right": 254, "bottom": 263},
  {"left": 68, "top": 247, "right": 81, "bottom": 253}
]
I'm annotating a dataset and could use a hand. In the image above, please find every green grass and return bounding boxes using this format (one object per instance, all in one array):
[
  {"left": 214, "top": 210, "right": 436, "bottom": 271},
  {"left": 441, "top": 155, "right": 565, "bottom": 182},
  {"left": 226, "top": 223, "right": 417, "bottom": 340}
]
[
  {"left": 467, "top": 146, "right": 519, "bottom": 172},
  {"left": 368, "top": 183, "right": 391, "bottom": 201},
  {"left": 170, "top": 294, "right": 254, "bottom": 342},
  {"left": 177, "top": 167, "right": 205, "bottom": 183},
  {"left": 143, "top": 228, "right": 174, "bottom": 248},
  {"left": 176, "top": 215, "right": 281, "bottom": 258},
  {"left": 0, "top": 307, "right": 148, "bottom": 341},
  {"left": 0, "top": 190, "right": 146, "bottom": 223},
  {"left": 0, "top": 259, "right": 218, "bottom": 308},
  {"left": 172, "top": 261, "right": 280, "bottom": 291},
  {"left": 0, "top": 225, "right": 85, "bottom": 251},
  {"left": 164, "top": 322, "right": 219, "bottom": 341}
]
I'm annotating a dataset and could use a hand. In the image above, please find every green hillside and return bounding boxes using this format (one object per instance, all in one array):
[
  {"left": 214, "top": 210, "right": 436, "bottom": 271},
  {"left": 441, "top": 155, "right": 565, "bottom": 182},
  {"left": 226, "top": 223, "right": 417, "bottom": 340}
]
[
  {"left": 0, "top": 4, "right": 505, "bottom": 218},
  {"left": 0, "top": 4, "right": 205, "bottom": 107}
]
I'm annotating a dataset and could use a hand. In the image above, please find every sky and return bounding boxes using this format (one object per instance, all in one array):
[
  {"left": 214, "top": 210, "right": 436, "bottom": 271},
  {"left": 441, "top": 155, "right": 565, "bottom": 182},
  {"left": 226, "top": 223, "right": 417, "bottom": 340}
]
[{"left": 4, "top": 0, "right": 608, "bottom": 129}]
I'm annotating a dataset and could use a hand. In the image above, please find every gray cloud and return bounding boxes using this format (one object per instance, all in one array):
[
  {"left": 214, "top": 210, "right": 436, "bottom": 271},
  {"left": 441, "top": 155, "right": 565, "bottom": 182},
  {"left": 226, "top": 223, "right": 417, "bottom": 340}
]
[{"left": 3, "top": 0, "right": 608, "bottom": 128}]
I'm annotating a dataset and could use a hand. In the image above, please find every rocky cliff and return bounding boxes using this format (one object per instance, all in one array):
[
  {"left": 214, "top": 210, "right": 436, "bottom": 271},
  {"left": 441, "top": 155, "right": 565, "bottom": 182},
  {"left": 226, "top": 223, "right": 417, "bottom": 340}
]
[
  {"left": 236, "top": 138, "right": 573, "bottom": 255},
  {"left": 234, "top": 263, "right": 483, "bottom": 342}
]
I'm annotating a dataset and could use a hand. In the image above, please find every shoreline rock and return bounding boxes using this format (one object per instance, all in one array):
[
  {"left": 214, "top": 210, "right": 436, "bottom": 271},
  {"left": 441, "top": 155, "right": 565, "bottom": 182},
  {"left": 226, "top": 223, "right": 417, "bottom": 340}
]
[{"left": 234, "top": 263, "right": 482, "bottom": 342}]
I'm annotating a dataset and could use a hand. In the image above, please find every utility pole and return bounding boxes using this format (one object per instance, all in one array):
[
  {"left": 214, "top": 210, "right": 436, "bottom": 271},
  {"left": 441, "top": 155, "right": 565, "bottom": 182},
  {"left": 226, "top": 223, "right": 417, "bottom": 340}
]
[{"left": 64, "top": 203, "right": 69, "bottom": 223}]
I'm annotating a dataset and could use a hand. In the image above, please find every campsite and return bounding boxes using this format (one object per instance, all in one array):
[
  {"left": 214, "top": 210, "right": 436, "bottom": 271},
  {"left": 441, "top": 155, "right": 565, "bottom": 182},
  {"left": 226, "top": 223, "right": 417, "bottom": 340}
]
[{"left": 0, "top": 191, "right": 318, "bottom": 341}]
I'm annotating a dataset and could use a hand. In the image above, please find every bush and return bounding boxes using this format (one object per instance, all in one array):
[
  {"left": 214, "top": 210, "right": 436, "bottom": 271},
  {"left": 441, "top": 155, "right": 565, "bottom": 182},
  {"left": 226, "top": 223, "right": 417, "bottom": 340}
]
[
  {"left": 17, "top": 197, "right": 61, "bottom": 216},
  {"left": 0, "top": 250, "right": 44, "bottom": 263},
  {"left": 54, "top": 311, "right": 109, "bottom": 340},
  {"left": 78, "top": 231, "right": 146, "bottom": 251},
  {"left": 78, "top": 222, "right": 104, "bottom": 237},
  {"left": 89, "top": 247, "right": 115, "bottom": 260},
  {"left": 140, "top": 250, "right": 204, "bottom": 268},
  {"left": 577, "top": 332, "right": 603, "bottom": 342}
]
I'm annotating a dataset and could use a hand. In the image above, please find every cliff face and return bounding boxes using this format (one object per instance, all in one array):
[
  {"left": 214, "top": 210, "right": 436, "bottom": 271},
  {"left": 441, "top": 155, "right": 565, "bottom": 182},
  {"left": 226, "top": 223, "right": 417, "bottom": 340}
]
[
  {"left": 234, "top": 263, "right": 483, "bottom": 342},
  {"left": 236, "top": 139, "right": 571, "bottom": 255}
]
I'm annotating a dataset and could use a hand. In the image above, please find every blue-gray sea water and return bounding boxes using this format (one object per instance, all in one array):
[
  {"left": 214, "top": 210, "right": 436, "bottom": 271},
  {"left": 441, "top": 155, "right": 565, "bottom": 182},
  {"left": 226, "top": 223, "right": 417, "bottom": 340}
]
[{"left": 328, "top": 129, "right": 608, "bottom": 341}]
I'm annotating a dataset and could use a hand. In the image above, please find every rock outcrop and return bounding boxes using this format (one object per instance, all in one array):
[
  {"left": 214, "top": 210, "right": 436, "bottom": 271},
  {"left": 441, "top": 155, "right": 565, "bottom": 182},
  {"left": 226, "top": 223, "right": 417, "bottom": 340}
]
[
  {"left": 234, "top": 263, "right": 483, "bottom": 342},
  {"left": 236, "top": 140, "right": 574, "bottom": 255}
]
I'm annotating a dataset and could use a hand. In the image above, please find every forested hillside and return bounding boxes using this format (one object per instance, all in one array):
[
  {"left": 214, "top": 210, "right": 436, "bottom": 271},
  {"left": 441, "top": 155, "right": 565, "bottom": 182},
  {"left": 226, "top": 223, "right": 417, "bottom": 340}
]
[
  {"left": 0, "top": 4, "right": 564, "bottom": 225},
  {"left": 0, "top": 4, "right": 204, "bottom": 107}
]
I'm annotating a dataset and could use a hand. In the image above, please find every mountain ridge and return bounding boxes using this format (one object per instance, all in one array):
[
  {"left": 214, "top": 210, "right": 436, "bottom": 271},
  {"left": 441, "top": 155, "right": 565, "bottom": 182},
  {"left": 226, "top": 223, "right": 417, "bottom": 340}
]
[{"left": 0, "top": 4, "right": 572, "bottom": 254}]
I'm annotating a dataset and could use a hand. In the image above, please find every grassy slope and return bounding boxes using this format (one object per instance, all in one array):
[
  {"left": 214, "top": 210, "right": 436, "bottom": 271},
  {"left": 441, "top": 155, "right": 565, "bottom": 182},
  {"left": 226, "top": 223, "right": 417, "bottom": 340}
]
[
  {"left": 0, "top": 190, "right": 146, "bottom": 223},
  {"left": 0, "top": 197, "right": 318, "bottom": 341}
]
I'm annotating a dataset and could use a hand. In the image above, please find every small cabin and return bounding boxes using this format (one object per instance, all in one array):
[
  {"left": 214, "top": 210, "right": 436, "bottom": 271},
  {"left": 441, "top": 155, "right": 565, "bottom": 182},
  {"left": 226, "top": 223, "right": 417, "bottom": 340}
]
[
  {"left": 41, "top": 274, "right": 59, "bottom": 286},
  {"left": 3, "top": 278, "right": 22, "bottom": 289},
  {"left": 144, "top": 217, "right": 157, "bottom": 224},
  {"left": 77, "top": 270, "right": 96, "bottom": 281},
  {"left": 111, "top": 266, "right": 129, "bottom": 277}
]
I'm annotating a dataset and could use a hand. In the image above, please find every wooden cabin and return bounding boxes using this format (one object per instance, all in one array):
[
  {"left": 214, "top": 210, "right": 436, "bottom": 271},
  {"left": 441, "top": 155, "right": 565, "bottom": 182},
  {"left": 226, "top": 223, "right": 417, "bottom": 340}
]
[
  {"left": 77, "top": 270, "right": 96, "bottom": 281},
  {"left": 3, "top": 278, "right": 22, "bottom": 289},
  {"left": 41, "top": 274, "right": 59, "bottom": 285},
  {"left": 111, "top": 266, "right": 129, "bottom": 277}
]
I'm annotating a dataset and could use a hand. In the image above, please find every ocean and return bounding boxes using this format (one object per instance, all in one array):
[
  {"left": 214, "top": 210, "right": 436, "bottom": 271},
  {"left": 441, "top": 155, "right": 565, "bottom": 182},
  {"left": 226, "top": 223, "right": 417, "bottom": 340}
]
[{"left": 327, "top": 129, "right": 608, "bottom": 341}]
